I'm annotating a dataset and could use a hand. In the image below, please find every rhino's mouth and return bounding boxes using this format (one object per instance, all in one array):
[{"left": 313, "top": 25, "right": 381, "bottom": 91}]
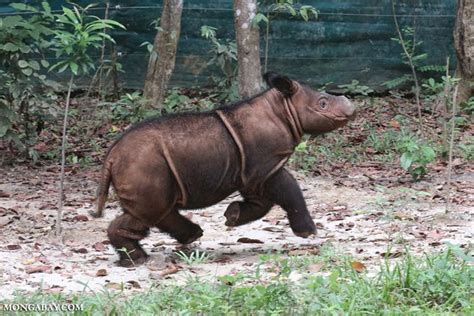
[{"left": 319, "top": 113, "right": 354, "bottom": 125}]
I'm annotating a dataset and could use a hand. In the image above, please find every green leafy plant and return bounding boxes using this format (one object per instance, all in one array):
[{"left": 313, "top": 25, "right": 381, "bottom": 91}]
[
  {"left": 176, "top": 250, "right": 212, "bottom": 265},
  {"left": 200, "top": 25, "right": 238, "bottom": 101},
  {"left": 0, "top": 2, "right": 57, "bottom": 160},
  {"left": 396, "top": 134, "right": 436, "bottom": 180},
  {"left": 338, "top": 80, "right": 374, "bottom": 96},
  {"left": 382, "top": 26, "right": 438, "bottom": 91},
  {"left": 162, "top": 88, "right": 192, "bottom": 114},
  {"left": 422, "top": 77, "right": 444, "bottom": 96},
  {"left": 458, "top": 136, "right": 474, "bottom": 161},
  {"left": 103, "top": 91, "right": 151, "bottom": 123},
  {"left": 289, "top": 140, "right": 317, "bottom": 172},
  {"left": 461, "top": 96, "right": 474, "bottom": 115},
  {"left": 118, "top": 247, "right": 136, "bottom": 267},
  {"left": 49, "top": 3, "right": 125, "bottom": 235},
  {"left": 1, "top": 248, "right": 471, "bottom": 314}
]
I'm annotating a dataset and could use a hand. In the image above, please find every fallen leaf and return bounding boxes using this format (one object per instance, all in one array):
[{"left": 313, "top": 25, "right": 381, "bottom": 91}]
[
  {"left": 39, "top": 202, "right": 56, "bottom": 210},
  {"left": 0, "top": 216, "right": 12, "bottom": 228},
  {"left": 351, "top": 261, "right": 367, "bottom": 272},
  {"left": 127, "top": 280, "right": 141, "bottom": 289},
  {"left": 105, "top": 282, "right": 123, "bottom": 290},
  {"left": 237, "top": 237, "right": 264, "bottom": 244},
  {"left": 380, "top": 251, "right": 404, "bottom": 258},
  {"left": 159, "top": 264, "right": 180, "bottom": 277},
  {"left": 23, "top": 258, "right": 36, "bottom": 265},
  {"left": 389, "top": 120, "right": 401, "bottom": 129},
  {"left": 33, "top": 142, "right": 48, "bottom": 152},
  {"left": 93, "top": 242, "right": 106, "bottom": 252},
  {"left": 411, "top": 230, "right": 427, "bottom": 239},
  {"left": 315, "top": 222, "right": 325, "bottom": 229},
  {"left": 26, "top": 265, "right": 52, "bottom": 274},
  {"left": 288, "top": 248, "right": 320, "bottom": 256},
  {"left": 46, "top": 285, "right": 64, "bottom": 294},
  {"left": 330, "top": 205, "right": 348, "bottom": 211},
  {"left": 72, "top": 248, "right": 88, "bottom": 254},
  {"left": 262, "top": 227, "right": 284, "bottom": 233},
  {"left": 96, "top": 269, "right": 107, "bottom": 277},
  {"left": 394, "top": 211, "right": 416, "bottom": 221},
  {"left": 426, "top": 229, "right": 445, "bottom": 240},
  {"left": 307, "top": 263, "right": 324, "bottom": 273},
  {"left": 213, "top": 256, "right": 232, "bottom": 264},
  {"left": 72, "top": 215, "right": 89, "bottom": 222},
  {"left": 0, "top": 190, "right": 10, "bottom": 198},
  {"left": 327, "top": 213, "right": 345, "bottom": 221}
]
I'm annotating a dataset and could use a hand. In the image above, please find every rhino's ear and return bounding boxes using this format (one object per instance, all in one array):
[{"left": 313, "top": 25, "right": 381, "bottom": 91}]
[{"left": 263, "top": 72, "right": 296, "bottom": 96}]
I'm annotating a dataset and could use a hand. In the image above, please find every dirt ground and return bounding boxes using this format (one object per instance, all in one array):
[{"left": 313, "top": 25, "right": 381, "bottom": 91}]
[{"left": 0, "top": 163, "right": 472, "bottom": 299}]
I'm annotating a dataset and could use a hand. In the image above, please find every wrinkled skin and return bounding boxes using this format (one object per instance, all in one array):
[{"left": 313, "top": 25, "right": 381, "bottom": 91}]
[{"left": 92, "top": 72, "right": 356, "bottom": 267}]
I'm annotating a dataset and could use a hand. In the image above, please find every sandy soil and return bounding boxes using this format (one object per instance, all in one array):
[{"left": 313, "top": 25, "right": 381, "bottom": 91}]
[{"left": 0, "top": 164, "right": 472, "bottom": 299}]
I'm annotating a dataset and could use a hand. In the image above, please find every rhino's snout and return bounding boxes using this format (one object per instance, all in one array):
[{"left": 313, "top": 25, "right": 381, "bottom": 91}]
[{"left": 339, "top": 96, "right": 357, "bottom": 119}]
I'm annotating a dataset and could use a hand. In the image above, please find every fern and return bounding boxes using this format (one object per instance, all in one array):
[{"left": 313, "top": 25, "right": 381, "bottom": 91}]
[
  {"left": 418, "top": 65, "right": 446, "bottom": 73},
  {"left": 382, "top": 75, "right": 411, "bottom": 89}
]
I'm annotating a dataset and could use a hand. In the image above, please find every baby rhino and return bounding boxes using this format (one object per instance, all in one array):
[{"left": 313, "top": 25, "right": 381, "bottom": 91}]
[{"left": 91, "top": 72, "right": 356, "bottom": 266}]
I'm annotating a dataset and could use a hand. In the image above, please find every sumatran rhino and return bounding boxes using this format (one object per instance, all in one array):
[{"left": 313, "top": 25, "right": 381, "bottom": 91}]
[{"left": 91, "top": 72, "right": 356, "bottom": 266}]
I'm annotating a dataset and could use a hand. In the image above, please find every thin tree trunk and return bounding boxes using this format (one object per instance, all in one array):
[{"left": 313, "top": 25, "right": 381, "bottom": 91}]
[
  {"left": 445, "top": 84, "right": 459, "bottom": 214},
  {"left": 234, "top": 0, "right": 263, "bottom": 98},
  {"left": 454, "top": 0, "right": 474, "bottom": 104},
  {"left": 391, "top": 0, "right": 423, "bottom": 135},
  {"left": 56, "top": 74, "right": 74, "bottom": 237},
  {"left": 143, "top": 0, "right": 183, "bottom": 108}
]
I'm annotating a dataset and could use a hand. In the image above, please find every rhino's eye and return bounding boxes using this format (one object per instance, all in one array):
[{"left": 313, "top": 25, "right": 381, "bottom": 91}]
[{"left": 319, "top": 98, "right": 329, "bottom": 109}]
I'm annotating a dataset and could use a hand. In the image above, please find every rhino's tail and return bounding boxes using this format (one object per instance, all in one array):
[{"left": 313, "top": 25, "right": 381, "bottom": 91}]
[{"left": 90, "top": 164, "right": 112, "bottom": 218}]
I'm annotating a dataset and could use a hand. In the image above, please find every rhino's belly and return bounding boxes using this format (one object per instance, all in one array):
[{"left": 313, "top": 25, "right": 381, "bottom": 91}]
[{"left": 167, "top": 132, "right": 243, "bottom": 209}]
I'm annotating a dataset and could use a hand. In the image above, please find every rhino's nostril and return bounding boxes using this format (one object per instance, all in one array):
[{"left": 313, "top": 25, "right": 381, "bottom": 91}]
[{"left": 340, "top": 96, "right": 356, "bottom": 118}]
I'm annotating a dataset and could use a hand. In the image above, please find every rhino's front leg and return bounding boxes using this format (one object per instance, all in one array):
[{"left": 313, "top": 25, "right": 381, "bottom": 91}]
[
  {"left": 263, "top": 168, "right": 316, "bottom": 238},
  {"left": 224, "top": 193, "right": 273, "bottom": 227}
]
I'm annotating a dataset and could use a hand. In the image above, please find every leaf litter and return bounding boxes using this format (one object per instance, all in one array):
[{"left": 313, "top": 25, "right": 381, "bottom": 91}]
[{"left": 0, "top": 96, "right": 472, "bottom": 299}]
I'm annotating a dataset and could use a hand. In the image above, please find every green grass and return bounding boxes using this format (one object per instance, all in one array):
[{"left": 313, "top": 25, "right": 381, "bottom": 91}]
[
  {"left": 175, "top": 249, "right": 213, "bottom": 265},
  {"left": 1, "top": 248, "right": 472, "bottom": 315}
]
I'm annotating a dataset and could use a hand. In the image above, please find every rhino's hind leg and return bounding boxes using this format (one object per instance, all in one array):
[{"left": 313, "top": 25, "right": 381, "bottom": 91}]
[
  {"left": 157, "top": 210, "right": 203, "bottom": 244},
  {"left": 224, "top": 194, "right": 273, "bottom": 226},
  {"left": 107, "top": 213, "right": 150, "bottom": 267}
]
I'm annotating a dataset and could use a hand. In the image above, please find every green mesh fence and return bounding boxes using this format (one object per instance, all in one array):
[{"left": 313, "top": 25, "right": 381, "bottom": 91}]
[{"left": 0, "top": 0, "right": 456, "bottom": 89}]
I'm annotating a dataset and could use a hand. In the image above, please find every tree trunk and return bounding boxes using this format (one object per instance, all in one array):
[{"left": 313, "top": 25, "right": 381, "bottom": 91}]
[
  {"left": 143, "top": 0, "right": 183, "bottom": 108},
  {"left": 234, "top": 0, "right": 263, "bottom": 98},
  {"left": 454, "top": 0, "right": 474, "bottom": 103}
]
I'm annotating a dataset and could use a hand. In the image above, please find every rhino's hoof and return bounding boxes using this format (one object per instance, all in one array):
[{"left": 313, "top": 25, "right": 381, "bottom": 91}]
[
  {"left": 294, "top": 229, "right": 317, "bottom": 238},
  {"left": 224, "top": 202, "right": 241, "bottom": 227}
]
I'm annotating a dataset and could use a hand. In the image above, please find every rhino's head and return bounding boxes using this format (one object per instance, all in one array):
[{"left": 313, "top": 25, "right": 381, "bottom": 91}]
[{"left": 264, "top": 72, "right": 356, "bottom": 135}]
